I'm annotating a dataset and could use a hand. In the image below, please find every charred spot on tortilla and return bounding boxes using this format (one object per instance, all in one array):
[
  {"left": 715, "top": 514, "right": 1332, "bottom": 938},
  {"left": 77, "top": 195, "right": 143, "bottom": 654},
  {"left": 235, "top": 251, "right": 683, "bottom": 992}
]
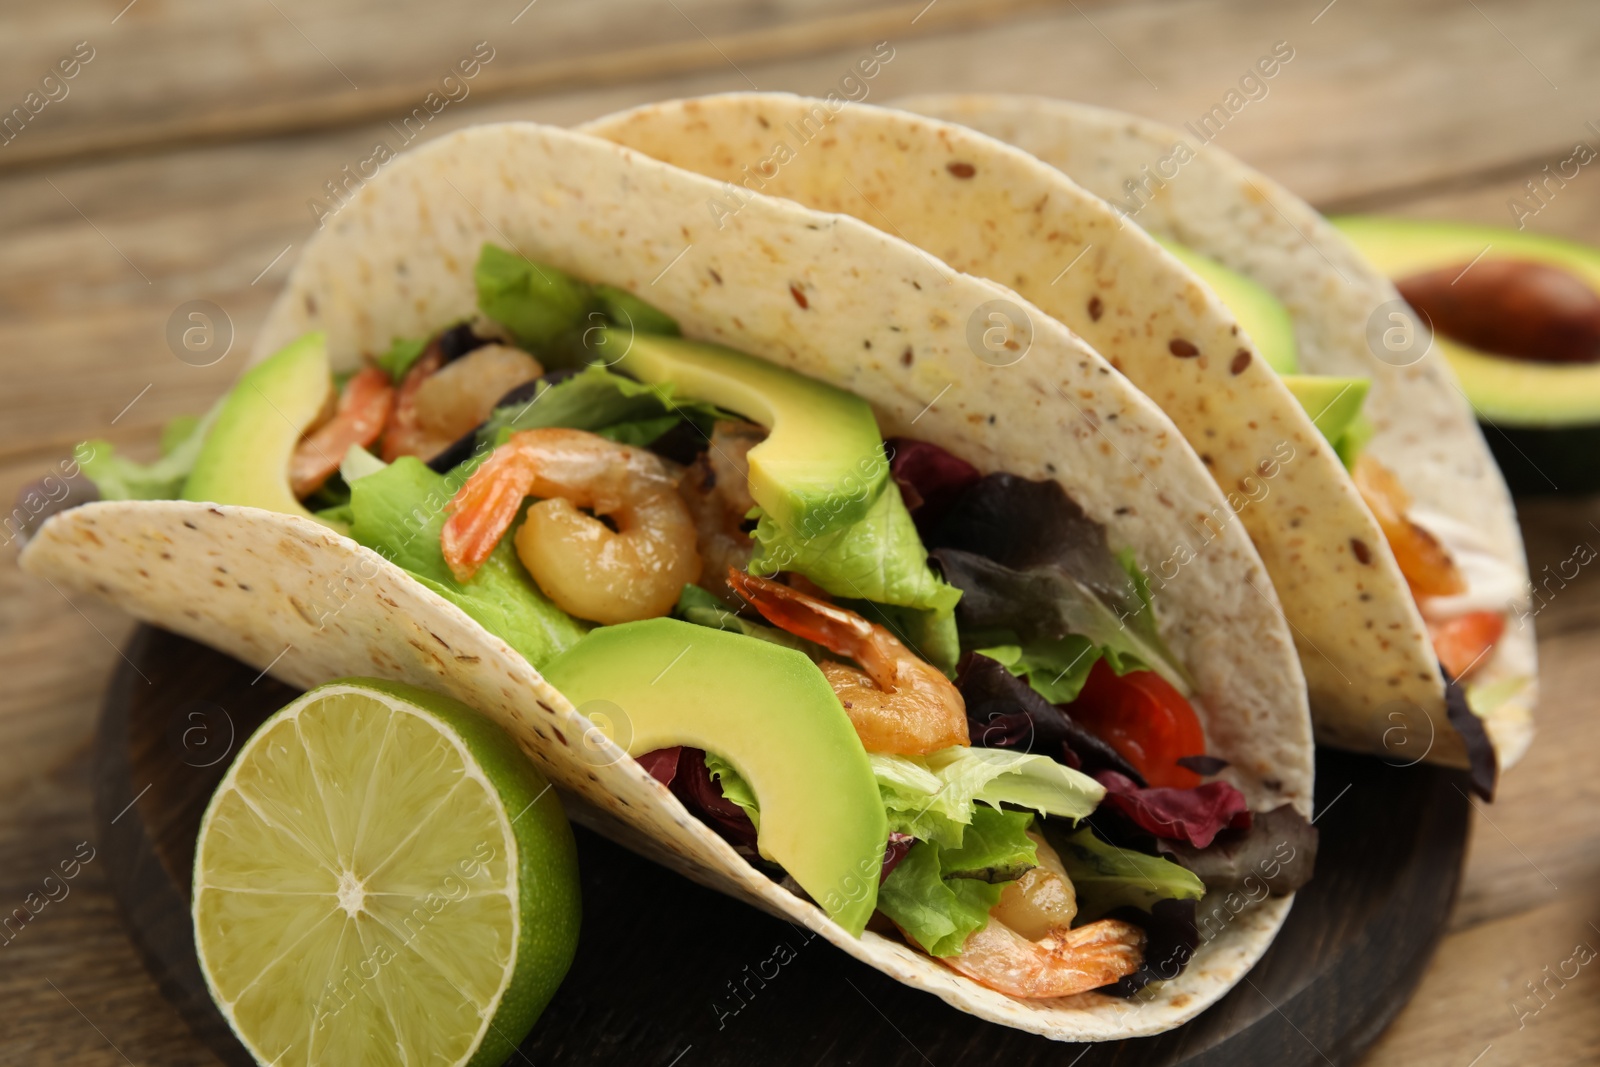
[
  {"left": 1088, "top": 294, "right": 1104, "bottom": 321},
  {"left": 790, "top": 284, "right": 809, "bottom": 309},
  {"left": 947, "top": 161, "right": 977, "bottom": 178},
  {"left": 1230, "top": 350, "right": 1252, "bottom": 375},
  {"left": 1169, "top": 339, "right": 1200, "bottom": 358},
  {"left": 1350, "top": 538, "right": 1373, "bottom": 565}
]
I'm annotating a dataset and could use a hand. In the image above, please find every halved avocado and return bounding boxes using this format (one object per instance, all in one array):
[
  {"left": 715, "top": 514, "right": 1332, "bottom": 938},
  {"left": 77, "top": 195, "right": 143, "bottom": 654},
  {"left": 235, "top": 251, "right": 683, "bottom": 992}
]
[
  {"left": 182, "top": 333, "right": 335, "bottom": 524},
  {"left": 1335, "top": 216, "right": 1600, "bottom": 493},
  {"left": 541, "top": 617, "right": 887, "bottom": 934},
  {"left": 601, "top": 330, "right": 889, "bottom": 536},
  {"left": 1157, "top": 238, "right": 1300, "bottom": 373}
]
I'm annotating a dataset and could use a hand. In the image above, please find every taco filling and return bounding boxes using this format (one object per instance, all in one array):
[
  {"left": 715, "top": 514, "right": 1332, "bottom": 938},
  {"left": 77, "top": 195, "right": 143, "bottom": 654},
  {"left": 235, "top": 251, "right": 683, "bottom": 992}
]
[
  {"left": 1156, "top": 241, "right": 1517, "bottom": 687},
  {"left": 53, "top": 243, "right": 1314, "bottom": 1001}
]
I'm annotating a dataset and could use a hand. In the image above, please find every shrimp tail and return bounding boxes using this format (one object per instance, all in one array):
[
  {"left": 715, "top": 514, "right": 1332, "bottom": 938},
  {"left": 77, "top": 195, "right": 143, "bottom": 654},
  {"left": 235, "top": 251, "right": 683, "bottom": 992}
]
[
  {"left": 941, "top": 917, "right": 1146, "bottom": 999},
  {"left": 727, "top": 567, "right": 878, "bottom": 664},
  {"left": 289, "top": 366, "right": 393, "bottom": 499},
  {"left": 441, "top": 446, "right": 536, "bottom": 582}
]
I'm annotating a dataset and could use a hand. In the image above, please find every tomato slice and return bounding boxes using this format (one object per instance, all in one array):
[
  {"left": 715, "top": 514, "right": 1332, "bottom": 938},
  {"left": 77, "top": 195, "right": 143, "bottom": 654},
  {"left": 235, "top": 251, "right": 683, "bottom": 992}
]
[
  {"left": 1430, "top": 610, "right": 1506, "bottom": 681},
  {"left": 1067, "top": 660, "right": 1206, "bottom": 789}
]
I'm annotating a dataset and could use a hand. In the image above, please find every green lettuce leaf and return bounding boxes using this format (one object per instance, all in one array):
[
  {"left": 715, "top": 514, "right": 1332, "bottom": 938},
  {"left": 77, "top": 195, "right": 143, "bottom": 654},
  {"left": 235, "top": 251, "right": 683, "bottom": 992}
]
[
  {"left": 1051, "top": 825, "right": 1206, "bottom": 922},
  {"left": 593, "top": 283, "right": 681, "bottom": 337},
  {"left": 749, "top": 482, "right": 960, "bottom": 619},
  {"left": 878, "top": 806, "right": 1038, "bottom": 956},
  {"left": 159, "top": 414, "right": 200, "bottom": 455},
  {"left": 474, "top": 245, "right": 681, "bottom": 354},
  {"left": 703, "top": 751, "right": 761, "bottom": 832},
  {"left": 479, "top": 364, "right": 729, "bottom": 446},
  {"left": 870, "top": 745, "right": 1103, "bottom": 849},
  {"left": 939, "top": 805, "right": 1037, "bottom": 881},
  {"left": 878, "top": 841, "right": 1003, "bottom": 956},
  {"left": 376, "top": 335, "right": 429, "bottom": 381},
  {"left": 346, "top": 456, "right": 588, "bottom": 667},
  {"left": 1334, "top": 413, "right": 1374, "bottom": 469},
  {"left": 936, "top": 546, "right": 1189, "bottom": 696},
  {"left": 475, "top": 244, "right": 595, "bottom": 351},
  {"left": 80, "top": 401, "right": 223, "bottom": 501},
  {"left": 975, "top": 635, "right": 1101, "bottom": 704}
]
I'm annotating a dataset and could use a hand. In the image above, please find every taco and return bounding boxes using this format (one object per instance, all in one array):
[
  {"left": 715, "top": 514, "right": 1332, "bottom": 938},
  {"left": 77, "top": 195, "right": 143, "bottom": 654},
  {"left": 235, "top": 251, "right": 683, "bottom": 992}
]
[
  {"left": 582, "top": 92, "right": 1531, "bottom": 791},
  {"left": 18, "top": 122, "right": 1314, "bottom": 1041}
]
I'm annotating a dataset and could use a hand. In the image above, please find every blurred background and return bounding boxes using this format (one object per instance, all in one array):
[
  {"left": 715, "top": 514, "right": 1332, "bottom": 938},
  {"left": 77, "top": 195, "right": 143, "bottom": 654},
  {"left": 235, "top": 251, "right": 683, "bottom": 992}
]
[{"left": 3, "top": 1, "right": 1599, "bottom": 1064}]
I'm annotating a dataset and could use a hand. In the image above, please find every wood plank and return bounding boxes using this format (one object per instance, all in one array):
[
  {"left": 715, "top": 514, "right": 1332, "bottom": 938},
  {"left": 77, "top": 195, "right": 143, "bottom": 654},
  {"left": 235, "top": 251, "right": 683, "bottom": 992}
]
[
  {"left": 1364, "top": 890, "right": 1600, "bottom": 1067},
  {"left": 4, "top": 0, "right": 1595, "bottom": 198},
  {"left": 0, "top": 512, "right": 207, "bottom": 1064},
  {"left": 8, "top": 0, "right": 1600, "bottom": 470},
  {"left": 0, "top": 0, "right": 1054, "bottom": 174}
]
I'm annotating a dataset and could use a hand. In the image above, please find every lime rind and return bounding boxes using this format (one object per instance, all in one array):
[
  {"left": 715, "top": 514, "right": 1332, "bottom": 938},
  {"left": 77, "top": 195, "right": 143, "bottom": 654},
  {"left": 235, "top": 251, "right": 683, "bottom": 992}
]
[{"left": 193, "top": 679, "right": 579, "bottom": 1067}]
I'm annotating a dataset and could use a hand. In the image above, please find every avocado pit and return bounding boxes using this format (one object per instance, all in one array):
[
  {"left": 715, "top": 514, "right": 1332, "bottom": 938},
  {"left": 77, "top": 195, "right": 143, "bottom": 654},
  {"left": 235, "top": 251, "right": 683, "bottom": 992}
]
[{"left": 1396, "top": 257, "right": 1600, "bottom": 365}]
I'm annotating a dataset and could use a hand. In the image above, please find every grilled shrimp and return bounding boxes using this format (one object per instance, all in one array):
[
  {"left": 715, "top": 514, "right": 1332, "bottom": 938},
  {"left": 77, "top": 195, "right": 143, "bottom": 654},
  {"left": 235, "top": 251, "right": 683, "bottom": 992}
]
[
  {"left": 441, "top": 428, "right": 701, "bottom": 624},
  {"left": 680, "top": 420, "right": 765, "bottom": 604},
  {"left": 941, "top": 916, "right": 1145, "bottom": 999},
  {"left": 990, "top": 830, "right": 1078, "bottom": 940},
  {"left": 727, "top": 569, "right": 968, "bottom": 754},
  {"left": 381, "top": 345, "right": 446, "bottom": 462},
  {"left": 289, "top": 366, "right": 392, "bottom": 497},
  {"left": 413, "top": 344, "right": 543, "bottom": 443},
  {"left": 382, "top": 342, "right": 543, "bottom": 462},
  {"left": 1352, "top": 454, "right": 1467, "bottom": 598}
]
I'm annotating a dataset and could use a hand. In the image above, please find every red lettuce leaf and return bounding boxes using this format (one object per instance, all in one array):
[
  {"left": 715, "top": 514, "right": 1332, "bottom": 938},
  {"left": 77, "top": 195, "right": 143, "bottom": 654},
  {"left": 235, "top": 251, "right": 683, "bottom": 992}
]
[
  {"left": 637, "top": 746, "right": 759, "bottom": 851},
  {"left": 1156, "top": 804, "right": 1318, "bottom": 896},
  {"left": 1099, "top": 897, "right": 1200, "bottom": 998},
  {"left": 880, "top": 832, "right": 916, "bottom": 883},
  {"left": 886, "top": 436, "right": 982, "bottom": 532},
  {"left": 636, "top": 746, "right": 682, "bottom": 786},
  {"left": 1094, "top": 770, "right": 1251, "bottom": 849},
  {"left": 926, "top": 472, "right": 1132, "bottom": 606}
]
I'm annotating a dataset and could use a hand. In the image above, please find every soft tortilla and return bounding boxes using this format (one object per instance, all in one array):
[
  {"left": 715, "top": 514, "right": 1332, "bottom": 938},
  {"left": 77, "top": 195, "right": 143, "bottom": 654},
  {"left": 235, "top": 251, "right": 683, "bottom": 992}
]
[
  {"left": 580, "top": 91, "right": 1527, "bottom": 775},
  {"left": 21, "top": 122, "right": 1310, "bottom": 1040},
  {"left": 894, "top": 95, "right": 1534, "bottom": 774}
]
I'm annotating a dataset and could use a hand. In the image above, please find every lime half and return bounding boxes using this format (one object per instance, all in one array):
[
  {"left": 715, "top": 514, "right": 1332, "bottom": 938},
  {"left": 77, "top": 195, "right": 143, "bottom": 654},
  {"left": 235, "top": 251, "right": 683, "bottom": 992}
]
[{"left": 193, "top": 678, "right": 580, "bottom": 1067}]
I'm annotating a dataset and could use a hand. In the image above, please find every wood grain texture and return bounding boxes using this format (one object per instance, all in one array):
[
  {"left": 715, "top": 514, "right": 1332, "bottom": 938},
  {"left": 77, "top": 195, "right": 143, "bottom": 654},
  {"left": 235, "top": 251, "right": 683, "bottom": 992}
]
[
  {"left": 0, "top": 0, "right": 1054, "bottom": 173},
  {"left": 98, "top": 627, "right": 1469, "bottom": 1067},
  {"left": 3, "top": 0, "right": 1599, "bottom": 1062}
]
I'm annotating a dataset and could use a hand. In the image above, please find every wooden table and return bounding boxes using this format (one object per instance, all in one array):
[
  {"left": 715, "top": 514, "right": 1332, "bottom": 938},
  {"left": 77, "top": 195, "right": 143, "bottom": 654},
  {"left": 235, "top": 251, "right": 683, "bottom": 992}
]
[{"left": 4, "top": 1, "right": 1598, "bottom": 1063}]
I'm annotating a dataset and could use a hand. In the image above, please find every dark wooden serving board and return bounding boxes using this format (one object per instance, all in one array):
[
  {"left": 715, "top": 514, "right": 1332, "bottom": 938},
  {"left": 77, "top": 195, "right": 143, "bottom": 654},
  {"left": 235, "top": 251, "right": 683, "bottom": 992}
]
[{"left": 95, "top": 626, "right": 1472, "bottom": 1066}]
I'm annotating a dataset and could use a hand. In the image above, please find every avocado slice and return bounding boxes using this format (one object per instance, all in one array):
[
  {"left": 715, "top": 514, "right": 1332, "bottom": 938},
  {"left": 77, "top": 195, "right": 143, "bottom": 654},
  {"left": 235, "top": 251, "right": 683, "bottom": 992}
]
[
  {"left": 1157, "top": 238, "right": 1300, "bottom": 374},
  {"left": 541, "top": 617, "right": 887, "bottom": 935},
  {"left": 1280, "top": 375, "right": 1372, "bottom": 468},
  {"left": 182, "top": 333, "right": 334, "bottom": 524},
  {"left": 1335, "top": 215, "right": 1600, "bottom": 492},
  {"left": 601, "top": 331, "right": 889, "bottom": 536}
]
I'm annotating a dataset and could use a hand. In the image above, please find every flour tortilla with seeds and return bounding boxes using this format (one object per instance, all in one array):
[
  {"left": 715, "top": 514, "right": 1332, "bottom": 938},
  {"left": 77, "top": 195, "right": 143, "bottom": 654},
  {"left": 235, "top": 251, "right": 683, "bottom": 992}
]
[
  {"left": 892, "top": 94, "right": 1535, "bottom": 777},
  {"left": 578, "top": 91, "right": 1524, "bottom": 778},
  {"left": 19, "top": 121, "right": 1312, "bottom": 1041}
]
